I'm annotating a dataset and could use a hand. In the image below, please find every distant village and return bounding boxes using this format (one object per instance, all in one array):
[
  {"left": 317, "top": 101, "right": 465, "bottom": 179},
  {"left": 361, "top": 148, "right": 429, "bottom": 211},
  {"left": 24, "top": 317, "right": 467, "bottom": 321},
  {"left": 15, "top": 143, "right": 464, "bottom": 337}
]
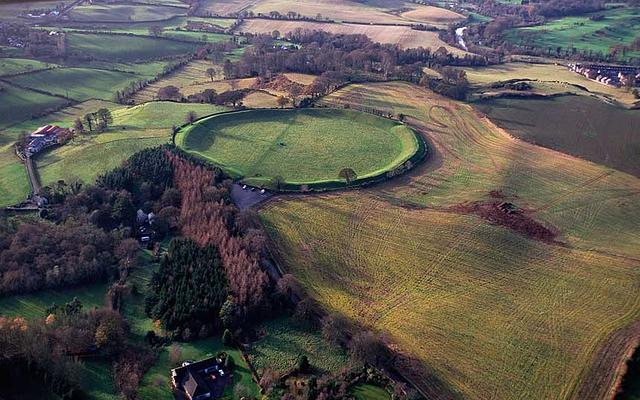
[{"left": 568, "top": 63, "right": 640, "bottom": 88}]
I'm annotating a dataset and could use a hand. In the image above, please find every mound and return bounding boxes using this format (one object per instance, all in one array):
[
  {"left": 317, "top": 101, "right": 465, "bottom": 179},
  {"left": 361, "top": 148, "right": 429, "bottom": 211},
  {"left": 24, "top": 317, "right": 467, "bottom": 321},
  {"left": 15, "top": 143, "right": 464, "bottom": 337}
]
[{"left": 176, "top": 108, "right": 423, "bottom": 189}]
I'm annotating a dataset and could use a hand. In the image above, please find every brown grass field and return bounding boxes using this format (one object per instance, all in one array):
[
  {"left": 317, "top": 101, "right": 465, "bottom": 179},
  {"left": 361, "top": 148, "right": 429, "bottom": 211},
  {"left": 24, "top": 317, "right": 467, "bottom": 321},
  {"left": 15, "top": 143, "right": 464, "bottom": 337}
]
[
  {"left": 260, "top": 82, "right": 640, "bottom": 400},
  {"left": 238, "top": 19, "right": 466, "bottom": 53},
  {"left": 201, "top": 0, "right": 463, "bottom": 26},
  {"left": 133, "top": 60, "right": 257, "bottom": 104}
]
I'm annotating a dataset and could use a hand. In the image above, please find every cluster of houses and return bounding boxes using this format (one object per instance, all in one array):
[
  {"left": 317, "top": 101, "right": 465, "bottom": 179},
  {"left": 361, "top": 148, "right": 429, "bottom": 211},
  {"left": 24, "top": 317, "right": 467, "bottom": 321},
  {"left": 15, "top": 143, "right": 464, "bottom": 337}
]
[
  {"left": 26, "top": 125, "right": 71, "bottom": 157},
  {"left": 171, "top": 356, "right": 230, "bottom": 400},
  {"left": 568, "top": 63, "right": 640, "bottom": 88}
]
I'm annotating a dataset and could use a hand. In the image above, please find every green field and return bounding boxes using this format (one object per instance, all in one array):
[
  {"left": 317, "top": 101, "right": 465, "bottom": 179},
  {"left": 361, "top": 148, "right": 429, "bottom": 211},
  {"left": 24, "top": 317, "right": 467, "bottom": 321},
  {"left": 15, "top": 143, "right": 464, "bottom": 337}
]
[
  {"left": 261, "top": 81, "right": 640, "bottom": 400},
  {"left": 0, "top": 58, "right": 57, "bottom": 77},
  {"left": 475, "top": 95, "right": 640, "bottom": 177},
  {"left": 351, "top": 384, "right": 391, "bottom": 400},
  {"left": 507, "top": 7, "right": 640, "bottom": 62},
  {"left": 34, "top": 102, "right": 228, "bottom": 186},
  {"left": 0, "top": 83, "right": 70, "bottom": 128},
  {"left": 67, "top": 32, "right": 197, "bottom": 62},
  {"left": 0, "top": 282, "right": 109, "bottom": 319},
  {"left": 68, "top": 3, "right": 185, "bottom": 22},
  {"left": 247, "top": 317, "right": 350, "bottom": 373},
  {"left": 78, "top": 360, "right": 119, "bottom": 400},
  {"left": 0, "top": 84, "right": 72, "bottom": 207},
  {"left": 177, "top": 108, "right": 420, "bottom": 187},
  {"left": 10, "top": 67, "right": 144, "bottom": 101}
]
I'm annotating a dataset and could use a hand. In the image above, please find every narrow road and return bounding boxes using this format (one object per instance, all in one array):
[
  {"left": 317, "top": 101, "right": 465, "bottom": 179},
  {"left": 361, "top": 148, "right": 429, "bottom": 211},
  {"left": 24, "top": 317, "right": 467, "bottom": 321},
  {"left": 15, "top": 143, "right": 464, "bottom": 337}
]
[{"left": 25, "top": 156, "right": 41, "bottom": 195}]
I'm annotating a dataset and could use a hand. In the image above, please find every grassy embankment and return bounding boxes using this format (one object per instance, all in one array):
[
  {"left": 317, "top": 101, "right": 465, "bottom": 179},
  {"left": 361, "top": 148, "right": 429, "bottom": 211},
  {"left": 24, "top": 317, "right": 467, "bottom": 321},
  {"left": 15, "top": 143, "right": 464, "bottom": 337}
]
[{"left": 176, "top": 108, "right": 420, "bottom": 188}]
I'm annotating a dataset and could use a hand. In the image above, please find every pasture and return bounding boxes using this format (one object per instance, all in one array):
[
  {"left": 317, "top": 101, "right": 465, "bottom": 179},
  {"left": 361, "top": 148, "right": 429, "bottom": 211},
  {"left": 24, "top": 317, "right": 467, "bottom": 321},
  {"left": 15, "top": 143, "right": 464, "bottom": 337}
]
[
  {"left": 247, "top": 317, "right": 350, "bottom": 373},
  {"left": 0, "top": 83, "right": 70, "bottom": 128},
  {"left": 68, "top": 3, "right": 185, "bottom": 22},
  {"left": 176, "top": 108, "right": 420, "bottom": 187},
  {"left": 460, "top": 62, "right": 638, "bottom": 106},
  {"left": 34, "top": 102, "right": 228, "bottom": 187},
  {"left": 238, "top": 19, "right": 466, "bottom": 53},
  {"left": 201, "top": 0, "right": 462, "bottom": 26},
  {"left": 475, "top": 95, "right": 640, "bottom": 177},
  {"left": 351, "top": 384, "right": 391, "bottom": 400},
  {"left": 261, "top": 82, "right": 640, "bottom": 399},
  {"left": 0, "top": 282, "right": 109, "bottom": 319},
  {"left": 66, "top": 32, "right": 197, "bottom": 62},
  {"left": 506, "top": 7, "right": 640, "bottom": 63},
  {"left": 0, "top": 58, "right": 57, "bottom": 77},
  {"left": 132, "top": 61, "right": 257, "bottom": 104},
  {"left": 10, "top": 67, "right": 145, "bottom": 102}
]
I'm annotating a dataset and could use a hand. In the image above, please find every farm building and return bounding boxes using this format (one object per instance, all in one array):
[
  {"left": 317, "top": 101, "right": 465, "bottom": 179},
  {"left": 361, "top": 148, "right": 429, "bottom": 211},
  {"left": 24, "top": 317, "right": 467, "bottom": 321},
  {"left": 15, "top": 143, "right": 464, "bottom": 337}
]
[
  {"left": 26, "top": 125, "right": 71, "bottom": 156},
  {"left": 568, "top": 63, "right": 640, "bottom": 87},
  {"left": 170, "top": 356, "right": 231, "bottom": 400}
]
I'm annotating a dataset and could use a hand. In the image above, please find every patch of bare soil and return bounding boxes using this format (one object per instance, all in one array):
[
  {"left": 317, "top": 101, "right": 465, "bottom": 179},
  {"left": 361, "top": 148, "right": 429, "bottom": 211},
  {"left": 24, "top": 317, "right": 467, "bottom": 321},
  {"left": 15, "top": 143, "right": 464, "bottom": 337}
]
[
  {"left": 574, "top": 320, "right": 640, "bottom": 400},
  {"left": 450, "top": 200, "right": 560, "bottom": 244}
]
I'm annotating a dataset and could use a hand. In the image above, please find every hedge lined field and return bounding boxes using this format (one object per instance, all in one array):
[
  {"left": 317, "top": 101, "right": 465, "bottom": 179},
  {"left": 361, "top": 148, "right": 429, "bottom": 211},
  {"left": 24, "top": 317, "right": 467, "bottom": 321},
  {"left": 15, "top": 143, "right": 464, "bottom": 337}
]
[
  {"left": 262, "top": 82, "right": 640, "bottom": 399},
  {"left": 475, "top": 95, "right": 640, "bottom": 177},
  {"left": 0, "top": 58, "right": 57, "bottom": 77},
  {"left": 0, "top": 83, "right": 69, "bottom": 128},
  {"left": 10, "top": 67, "right": 144, "bottom": 101},
  {"left": 238, "top": 19, "right": 466, "bottom": 52},
  {"left": 66, "top": 33, "right": 197, "bottom": 62},
  {"left": 0, "top": 282, "right": 109, "bottom": 319},
  {"left": 68, "top": 3, "right": 185, "bottom": 22},
  {"left": 247, "top": 317, "right": 350, "bottom": 373},
  {"left": 35, "top": 102, "right": 228, "bottom": 186},
  {"left": 0, "top": 84, "right": 71, "bottom": 207},
  {"left": 506, "top": 7, "right": 640, "bottom": 62},
  {"left": 176, "top": 108, "right": 420, "bottom": 187}
]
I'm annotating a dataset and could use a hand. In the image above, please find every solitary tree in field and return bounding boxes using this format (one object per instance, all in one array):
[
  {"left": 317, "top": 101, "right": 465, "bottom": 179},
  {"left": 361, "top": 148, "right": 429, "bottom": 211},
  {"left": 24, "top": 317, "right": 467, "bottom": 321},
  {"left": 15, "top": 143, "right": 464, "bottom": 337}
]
[
  {"left": 206, "top": 67, "right": 216, "bottom": 82},
  {"left": 338, "top": 167, "right": 357, "bottom": 185},
  {"left": 276, "top": 95, "right": 289, "bottom": 108},
  {"left": 186, "top": 111, "right": 197, "bottom": 124}
]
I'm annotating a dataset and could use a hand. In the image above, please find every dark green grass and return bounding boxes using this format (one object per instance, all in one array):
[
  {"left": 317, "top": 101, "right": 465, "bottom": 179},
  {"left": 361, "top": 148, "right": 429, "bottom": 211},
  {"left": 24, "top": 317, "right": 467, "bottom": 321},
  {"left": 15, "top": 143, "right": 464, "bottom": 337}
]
[
  {"left": 67, "top": 32, "right": 197, "bottom": 62},
  {"left": 177, "top": 108, "right": 420, "bottom": 187},
  {"left": 506, "top": 7, "right": 640, "bottom": 62},
  {"left": 0, "top": 282, "right": 109, "bottom": 319},
  {"left": 0, "top": 83, "right": 69, "bottom": 128},
  {"left": 475, "top": 95, "right": 640, "bottom": 177},
  {"left": 247, "top": 317, "right": 350, "bottom": 374},
  {"left": 10, "top": 67, "right": 144, "bottom": 101},
  {"left": 350, "top": 384, "right": 391, "bottom": 400},
  {"left": 0, "top": 58, "right": 57, "bottom": 77},
  {"left": 78, "top": 360, "right": 119, "bottom": 400},
  {"left": 68, "top": 3, "right": 184, "bottom": 22}
]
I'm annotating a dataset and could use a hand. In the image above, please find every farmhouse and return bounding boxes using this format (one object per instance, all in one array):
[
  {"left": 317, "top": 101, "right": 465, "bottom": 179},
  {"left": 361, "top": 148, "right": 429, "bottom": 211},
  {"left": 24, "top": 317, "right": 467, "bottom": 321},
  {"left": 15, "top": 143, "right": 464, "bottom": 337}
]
[
  {"left": 26, "top": 125, "right": 71, "bottom": 156},
  {"left": 170, "top": 356, "right": 230, "bottom": 400}
]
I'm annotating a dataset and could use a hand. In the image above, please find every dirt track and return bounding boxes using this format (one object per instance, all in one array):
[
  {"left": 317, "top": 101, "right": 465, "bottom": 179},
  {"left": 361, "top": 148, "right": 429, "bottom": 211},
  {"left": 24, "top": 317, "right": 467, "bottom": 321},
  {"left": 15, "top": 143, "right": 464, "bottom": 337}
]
[{"left": 574, "top": 320, "right": 640, "bottom": 400}]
